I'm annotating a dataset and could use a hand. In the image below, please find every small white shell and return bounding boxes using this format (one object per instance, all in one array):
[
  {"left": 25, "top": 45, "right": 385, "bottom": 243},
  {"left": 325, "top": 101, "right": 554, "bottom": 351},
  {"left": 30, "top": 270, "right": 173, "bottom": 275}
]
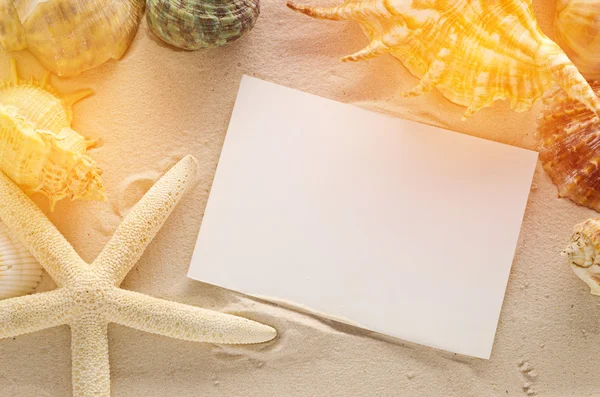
[
  {"left": 563, "top": 218, "right": 600, "bottom": 295},
  {"left": 0, "top": 221, "right": 43, "bottom": 299}
]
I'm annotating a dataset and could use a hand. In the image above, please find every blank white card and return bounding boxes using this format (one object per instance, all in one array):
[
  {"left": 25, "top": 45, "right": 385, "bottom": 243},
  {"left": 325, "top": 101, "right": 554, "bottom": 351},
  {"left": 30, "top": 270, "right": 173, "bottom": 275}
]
[{"left": 188, "top": 76, "right": 537, "bottom": 359}]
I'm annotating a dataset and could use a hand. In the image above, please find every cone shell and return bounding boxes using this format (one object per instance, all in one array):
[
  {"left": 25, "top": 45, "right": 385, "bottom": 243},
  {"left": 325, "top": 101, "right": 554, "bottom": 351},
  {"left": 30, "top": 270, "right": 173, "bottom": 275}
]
[
  {"left": 0, "top": 60, "right": 104, "bottom": 210},
  {"left": 287, "top": 0, "right": 600, "bottom": 119},
  {"left": 563, "top": 218, "right": 600, "bottom": 295},
  {"left": 554, "top": 0, "right": 600, "bottom": 80},
  {"left": 538, "top": 81, "right": 600, "bottom": 211},
  {"left": 0, "top": 221, "right": 42, "bottom": 299},
  {"left": 147, "top": 0, "right": 260, "bottom": 50},
  {"left": 0, "top": 0, "right": 145, "bottom": 77}
]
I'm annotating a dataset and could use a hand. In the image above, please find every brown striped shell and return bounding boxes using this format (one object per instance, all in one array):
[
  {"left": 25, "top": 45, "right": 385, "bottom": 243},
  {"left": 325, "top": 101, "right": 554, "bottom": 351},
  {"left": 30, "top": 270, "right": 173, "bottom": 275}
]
[{"left": 538, "top": 81, "right": 600, "bottom": 211}]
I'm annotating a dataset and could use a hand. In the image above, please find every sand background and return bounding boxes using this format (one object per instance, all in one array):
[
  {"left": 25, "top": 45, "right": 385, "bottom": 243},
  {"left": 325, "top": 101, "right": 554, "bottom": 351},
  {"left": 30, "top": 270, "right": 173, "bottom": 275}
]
[{"left": 1, "top": 0, "right": 599, "bottom": 395}]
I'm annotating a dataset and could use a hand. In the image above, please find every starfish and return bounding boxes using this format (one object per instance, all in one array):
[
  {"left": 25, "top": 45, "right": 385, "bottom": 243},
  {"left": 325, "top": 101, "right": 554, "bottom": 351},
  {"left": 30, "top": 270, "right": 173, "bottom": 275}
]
[{"left": 0, "top": 155, "right": 277, "bottom": 396}]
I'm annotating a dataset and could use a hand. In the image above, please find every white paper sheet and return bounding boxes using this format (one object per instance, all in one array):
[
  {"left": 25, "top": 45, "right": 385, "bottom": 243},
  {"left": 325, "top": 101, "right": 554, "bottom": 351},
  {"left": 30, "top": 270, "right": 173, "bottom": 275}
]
[{"left": 187, "top": 76, "right": 538, "bottom": 359}]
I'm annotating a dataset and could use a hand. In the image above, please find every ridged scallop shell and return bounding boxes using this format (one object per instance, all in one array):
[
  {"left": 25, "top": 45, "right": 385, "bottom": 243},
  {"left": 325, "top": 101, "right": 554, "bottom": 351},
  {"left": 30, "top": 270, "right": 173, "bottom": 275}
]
[
  {"left": 563, "top": 218, "right": 600, "bottom": 295},
  {"left": 287, "top": 0, "right": 600, "bottom": 119},
  {"left": 0, "top": 221, "right": 42, "bottom": 299},
  {"left": 147, "top": 0, "right": 260, "bottom": 50},
  {"left": 0, "top": 0, "right": 145, "bottom": 77},
  {"left": 554, "top": 0, "right": 600, "bottom": 80},
  {"left": 538, "top": 81, "right": 600, "bottom": 211},
  {"left": 0, "top": 60, "right": 104, "bottom": 210}
]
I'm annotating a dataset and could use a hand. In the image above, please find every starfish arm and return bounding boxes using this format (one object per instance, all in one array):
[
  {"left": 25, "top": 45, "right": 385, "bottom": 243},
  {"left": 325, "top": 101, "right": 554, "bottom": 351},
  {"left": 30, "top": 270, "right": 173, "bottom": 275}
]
[
  {"left": 70, "top": 317, "right": 110, "bottom": 397},
  {"left": 0, "top": 171, "right": 87, "bottom": 286},
  {"left": 106, "top": 288, "right": 277, "bottom": 344},
  {"left": 0, "top": 289, "right": 71, "bottom": 338},
  {"left": 93, "top": 156, "right": 198, "bottom": 285}
]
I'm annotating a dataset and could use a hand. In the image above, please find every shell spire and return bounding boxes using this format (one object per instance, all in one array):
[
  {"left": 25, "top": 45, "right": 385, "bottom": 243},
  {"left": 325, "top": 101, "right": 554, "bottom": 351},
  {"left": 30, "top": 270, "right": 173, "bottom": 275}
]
[
  {"left": 287, "top": 0, "right": 600, "bottom": 119},
  {"left": 0, "top": 60, "right": 104, "bottom": 210}
]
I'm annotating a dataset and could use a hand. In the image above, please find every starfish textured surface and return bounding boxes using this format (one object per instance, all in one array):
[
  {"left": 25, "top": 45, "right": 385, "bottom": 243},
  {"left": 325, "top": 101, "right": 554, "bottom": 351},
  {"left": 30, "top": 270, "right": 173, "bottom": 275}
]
[{"left": 0, "top": 155, "right": 277, "bottom": 396}]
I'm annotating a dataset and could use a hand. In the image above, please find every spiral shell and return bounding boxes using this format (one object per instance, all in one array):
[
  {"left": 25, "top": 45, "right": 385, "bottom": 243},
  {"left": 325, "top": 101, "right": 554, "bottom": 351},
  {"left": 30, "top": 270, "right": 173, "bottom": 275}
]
[
  {"left": 287, "top": 0, "right": 600, "bottom": 119},
  {"left": 554, "top": 0, "right": 600, "bottom": 80},
  {"left": 0, "top": 0, "right": 145, "bottom": 77},
  {"left": 563, "top": 218, "right": 600, "bottom": 295},
  {"left": 147, "top": 0, "right": 260, "bottom": 50},
  {"left": 538, "top": 81, "right": 600, "bottom": 211},
  {"left": 0, "top": 221, "right": 42, "bottom": 300},
  {"left": 0, "top": 60, "right": 104, "bottom": 210}
]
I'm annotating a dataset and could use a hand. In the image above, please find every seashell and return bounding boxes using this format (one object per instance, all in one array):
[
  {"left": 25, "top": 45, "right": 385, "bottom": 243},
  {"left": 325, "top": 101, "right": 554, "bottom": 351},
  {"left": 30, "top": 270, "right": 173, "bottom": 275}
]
[
  {"left": 563, "top": 218, "right": 600, "bottom": 295},
  {"left": 554, "top": 0, "right": 600, "bottom": 80},
  {"left": 0, "top": 0, "right": 27, "bottom": 51},
  {"left": 147, "top": 0, "right": 260, "bottom": 50},
  {"left": 538, "top": 81, "right": 600, "bottom": 211},
  {"left": 0, "top": 221, "right": 43, "bottom": 299},
  {"left": 287, "top": 0, "right": 600, "bottom": 119},
  {"left": 0, "top": 0, "right": 145, "bottom": 77},
  {"left": 0, "top": 59, "right": 104, "bottom": 210}
]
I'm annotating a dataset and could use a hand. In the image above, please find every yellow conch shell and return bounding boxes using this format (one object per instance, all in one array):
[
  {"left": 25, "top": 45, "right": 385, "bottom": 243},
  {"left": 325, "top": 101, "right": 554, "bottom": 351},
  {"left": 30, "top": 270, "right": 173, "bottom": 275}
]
[
  {"left": 0, "top": 0, "right": 145, "bottom": 77},
  {"left": 287, "top": 0, "right": 600, "bottom": 119},
  {"left": 0, "top": 60, "right": 104, "bottom": 210},
  {"left": 554, "top": 0, "right": 600, "bottom": 80}
]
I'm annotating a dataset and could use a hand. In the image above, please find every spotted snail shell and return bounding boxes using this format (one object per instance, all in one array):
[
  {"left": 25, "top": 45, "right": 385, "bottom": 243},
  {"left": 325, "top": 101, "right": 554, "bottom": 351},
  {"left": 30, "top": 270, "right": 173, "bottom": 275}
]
[{"left": 147, "top": 0, "right": 260, "bottom": 50}]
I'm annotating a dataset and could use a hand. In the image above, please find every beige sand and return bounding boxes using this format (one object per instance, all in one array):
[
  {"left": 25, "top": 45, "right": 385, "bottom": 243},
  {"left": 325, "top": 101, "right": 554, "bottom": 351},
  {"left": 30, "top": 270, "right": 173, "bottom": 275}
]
[{"left": 0, "top": 0, "right": 598, "bottom": 395}]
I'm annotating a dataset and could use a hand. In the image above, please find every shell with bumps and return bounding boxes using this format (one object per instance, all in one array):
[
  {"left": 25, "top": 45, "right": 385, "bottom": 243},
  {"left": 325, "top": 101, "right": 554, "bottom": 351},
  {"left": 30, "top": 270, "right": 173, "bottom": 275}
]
[
  {"left": 563, "top": 218, "right": 600, "bottom": 295},
  {"left": 147, "top": 0, "right": 260, "bottom": 50},
  {"left": 0, "top": 221, "right": 42, "bottom": 299},
  {"left": 287, "top": 0, "right": 600, "bottom": 119},
  {"left": 0, "top": 60, "right": 104, "bottom": 210},
  {"left": 538, "top": 81, "right": 600, "bottom": 211},
  {"left": 0, "top": 0, "right": 145, "bottom": 77},
  {"left": 554, "top": 0, "right": 600, "bottom": 80}
]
